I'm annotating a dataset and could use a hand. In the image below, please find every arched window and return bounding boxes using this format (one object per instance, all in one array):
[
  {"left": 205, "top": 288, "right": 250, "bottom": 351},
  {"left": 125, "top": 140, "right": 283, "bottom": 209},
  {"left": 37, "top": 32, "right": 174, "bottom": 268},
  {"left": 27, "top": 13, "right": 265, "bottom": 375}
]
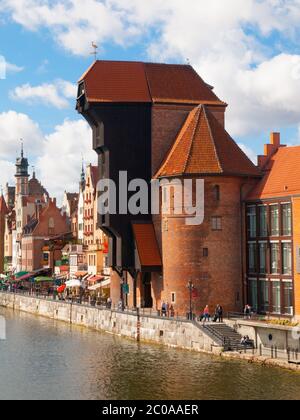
[{"left": 213, "top": 185, "right": 220, "bottom": 201}]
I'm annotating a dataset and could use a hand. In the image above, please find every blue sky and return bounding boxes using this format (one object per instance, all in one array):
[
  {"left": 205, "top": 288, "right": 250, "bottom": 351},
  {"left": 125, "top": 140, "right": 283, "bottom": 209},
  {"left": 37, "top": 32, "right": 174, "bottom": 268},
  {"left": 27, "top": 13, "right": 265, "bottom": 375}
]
[{"left": 0, "top": 0, "right": 300, "bottom": 200}]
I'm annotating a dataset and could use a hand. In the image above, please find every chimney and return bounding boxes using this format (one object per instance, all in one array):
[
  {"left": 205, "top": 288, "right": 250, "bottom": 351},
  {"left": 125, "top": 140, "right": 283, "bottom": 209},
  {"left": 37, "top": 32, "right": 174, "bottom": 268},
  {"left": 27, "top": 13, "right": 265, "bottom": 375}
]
[
  {"left": 258, "top": 132, "right": 283, "bottom": 170},
  {"left": 270, "top": 132, "right": 280, "bottom": 147}
]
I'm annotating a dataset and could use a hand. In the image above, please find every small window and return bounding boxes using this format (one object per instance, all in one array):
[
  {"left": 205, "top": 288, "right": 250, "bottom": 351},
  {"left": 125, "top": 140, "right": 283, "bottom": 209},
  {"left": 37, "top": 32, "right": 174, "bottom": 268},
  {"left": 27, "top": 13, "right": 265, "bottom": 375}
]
[
  {"left": 203, "top": 248, "right": 209, "bottom": 257},
  {"left": 213, "top": 185, "right": 220, "bottom": 201},
  {"left": 171, "top": 293, "right": 176, "bottom": 304},
  {"left": 212, "top": 217, "right": 222, "bottom": 231}
]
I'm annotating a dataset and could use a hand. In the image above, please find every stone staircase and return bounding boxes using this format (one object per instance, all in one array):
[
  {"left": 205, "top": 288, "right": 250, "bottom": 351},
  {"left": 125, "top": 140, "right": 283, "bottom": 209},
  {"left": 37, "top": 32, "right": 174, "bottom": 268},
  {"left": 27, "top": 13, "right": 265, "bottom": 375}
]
[{"left": 196, "top": 322, "right": 254, "bottom": 351}]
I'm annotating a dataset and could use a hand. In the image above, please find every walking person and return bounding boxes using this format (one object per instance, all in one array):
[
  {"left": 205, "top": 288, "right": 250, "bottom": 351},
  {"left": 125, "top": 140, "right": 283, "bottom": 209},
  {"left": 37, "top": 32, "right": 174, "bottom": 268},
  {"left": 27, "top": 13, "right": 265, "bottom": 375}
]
[
  {"left": 215, "top": 304, "right": 223, "bottom": 323},
  {"left": 244, "top": 304, "right": 251, "bottom": 320},
  {"left": 161, "top": 301, "right": 167, "bottom": 317},
  {"left": 202, "top": 305, "right": 210, "bottom": 323}
]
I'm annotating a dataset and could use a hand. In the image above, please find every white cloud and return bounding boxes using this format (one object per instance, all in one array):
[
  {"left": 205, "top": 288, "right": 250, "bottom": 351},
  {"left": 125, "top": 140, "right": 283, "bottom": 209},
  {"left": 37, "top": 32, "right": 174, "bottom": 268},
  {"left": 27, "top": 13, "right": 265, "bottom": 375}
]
[
  {"left": 0, "top": 160, "right": 15, "bottom": 191},
  {"left": 238, "top": 143, "right": 257, "bottom": 164},
  {"left": 36, "top": 119, "right": 97, "bottom": 201},
  {"left": 0, "top": 111, "right": 96, "bottom": 203},
  {"left": 5, "top": 61, "right": 24, "bottom": 73},
  {"left": 0, "top": 111, "right": 44, "bottom": 160},
  {"left": 2, "top": 0, "right": 300, "bottom": 138},
  {"left": 10, "top": 80, "right": 77, "bottom": 109}
]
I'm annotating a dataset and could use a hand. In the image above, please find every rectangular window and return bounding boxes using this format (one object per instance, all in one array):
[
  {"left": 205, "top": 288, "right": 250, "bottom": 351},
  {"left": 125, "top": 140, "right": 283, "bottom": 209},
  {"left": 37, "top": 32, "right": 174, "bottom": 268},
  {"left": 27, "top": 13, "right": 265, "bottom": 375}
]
[
  {"left": 212, "top": 217, "right": 222, "bottom": 231},
  {"left": 203, "top": 248, "right": 209, "bottom": 257},
  {"left": 171, "top": 293, "right": 176, "bottom": 304},
  {"left": 283, "top": 282, "right": 293, "bottom": 316},
  {"left": 247, "top": 206, "right": 256, "bottom": 238},
  {"left": 282, "top": 203, "right": 292, "bottom": 236},
  {"left": 282, "top": 243, "right": 292, "bottom": 275},
  {"left": 259, "top": 280, "right": 270, "bottom": 313},
  {"left": 259, "top": 243, "right": 267, "bottom": 274},
  {"left": 248, "top": 279, "right": 258, "bottom": 312},
  {"left": 248, "top": 243, "right": 257, "bottom": 274},
  {"left": 272, "top": 281, "right": 281, "bottom": 314},
  {"left": 259, "top": 206, "right": 268, "bottom": 237},
  {"left": 271, "top": 243, "right": 280, "bottom": 274},
  {"left": 270, "top": 205, "right": 279, "bottom": 236}
]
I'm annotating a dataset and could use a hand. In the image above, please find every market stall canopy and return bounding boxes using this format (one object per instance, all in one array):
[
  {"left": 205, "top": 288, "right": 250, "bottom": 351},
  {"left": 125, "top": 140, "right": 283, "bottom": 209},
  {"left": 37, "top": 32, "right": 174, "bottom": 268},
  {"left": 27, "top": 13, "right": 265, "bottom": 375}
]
[
  {"left": 66, "top": 279, "right": 81, "bottom": 288},
  {"left": 87, "top": 275, "right": 104, "bottom": 283},
  {"left": 75, "top": 271, "right": 88, "bottom": 278},
  {"left": 35, "top": 276, "right": 54, "bottom": 282},
  {"left": 14, "top": 271, "right": 28, "bottom": 279}
]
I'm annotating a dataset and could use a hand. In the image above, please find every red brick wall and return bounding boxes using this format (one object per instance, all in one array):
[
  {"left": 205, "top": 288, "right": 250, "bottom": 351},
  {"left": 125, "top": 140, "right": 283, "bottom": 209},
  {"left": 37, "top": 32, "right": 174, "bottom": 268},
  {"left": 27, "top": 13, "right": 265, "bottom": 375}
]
[{"left": 159, "top": 176, "right": 249, "bottom": 316}]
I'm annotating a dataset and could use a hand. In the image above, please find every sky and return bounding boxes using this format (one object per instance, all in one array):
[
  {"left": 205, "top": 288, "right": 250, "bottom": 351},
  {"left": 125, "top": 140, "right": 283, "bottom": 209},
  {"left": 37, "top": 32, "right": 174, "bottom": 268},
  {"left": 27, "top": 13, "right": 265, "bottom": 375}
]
[{"left": 1, "top": 0, "right": 300, "bottom": 202}]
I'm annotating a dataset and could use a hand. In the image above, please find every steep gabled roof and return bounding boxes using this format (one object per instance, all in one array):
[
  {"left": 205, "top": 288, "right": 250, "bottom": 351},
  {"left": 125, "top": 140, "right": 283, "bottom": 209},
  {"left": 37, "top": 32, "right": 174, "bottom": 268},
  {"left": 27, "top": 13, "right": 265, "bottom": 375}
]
[
  {"left": 90, "top": 166, "right": 99, "bottom": 189},
  {"left": 78, "top": 61, "right": 225, "bottom": 106},
  {"left": 132, "top": 222, "right": 162, "bottom": 269},
  {"left": 0, "top": 196, "right": 8, "bottom": 215},
  {"left": 247, "top": 146, "right": 300, "bottom": 200},
  {"left": 155, "top": 105, "right": 261, "bottom": 178}
]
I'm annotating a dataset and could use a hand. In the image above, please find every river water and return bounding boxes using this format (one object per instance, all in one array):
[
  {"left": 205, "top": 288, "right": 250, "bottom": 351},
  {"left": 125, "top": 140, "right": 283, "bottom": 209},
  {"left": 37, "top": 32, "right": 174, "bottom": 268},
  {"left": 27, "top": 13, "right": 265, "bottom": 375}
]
[{"left": 0, "top": 307, "right": 299, "bottom": 400}]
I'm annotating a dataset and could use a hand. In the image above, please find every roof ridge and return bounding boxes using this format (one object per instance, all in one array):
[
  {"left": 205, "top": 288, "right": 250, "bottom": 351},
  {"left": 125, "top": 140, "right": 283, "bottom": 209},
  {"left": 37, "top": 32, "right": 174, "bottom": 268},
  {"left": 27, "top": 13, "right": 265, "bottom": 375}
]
[
  {"left": 202, "top": 106, "right": 223, "bottom": 173},
  {"left": 183, "top": 106, "right": 202, "bottom": 173},
  {"left": 154, "top": 106, "right": 199, "bottom": 178}
]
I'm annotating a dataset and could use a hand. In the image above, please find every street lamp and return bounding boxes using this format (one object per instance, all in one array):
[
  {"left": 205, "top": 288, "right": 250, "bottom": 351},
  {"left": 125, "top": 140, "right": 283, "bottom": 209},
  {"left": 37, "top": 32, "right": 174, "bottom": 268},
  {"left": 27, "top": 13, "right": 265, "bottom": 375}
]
[{"left": 187, "top": 280, "right": 194, "bottom": 320}]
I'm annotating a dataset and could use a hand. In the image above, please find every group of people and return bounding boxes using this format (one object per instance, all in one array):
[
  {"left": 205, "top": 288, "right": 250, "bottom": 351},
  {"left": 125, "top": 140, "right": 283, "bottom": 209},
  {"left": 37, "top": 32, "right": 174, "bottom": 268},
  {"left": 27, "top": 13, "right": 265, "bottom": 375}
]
[
  {"left": 161, "top": 301, "right": 175, "bottom": 317},
  {"left": 199, "top": 304, "right": 223, "bottom": 323}
]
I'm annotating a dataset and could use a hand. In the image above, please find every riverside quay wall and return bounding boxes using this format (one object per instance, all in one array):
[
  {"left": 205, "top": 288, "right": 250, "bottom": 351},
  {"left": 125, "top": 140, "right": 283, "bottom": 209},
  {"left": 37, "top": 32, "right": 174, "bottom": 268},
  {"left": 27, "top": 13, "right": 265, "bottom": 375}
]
[{"left": 0, "top": 292, "right": 218, "bottom": 353}]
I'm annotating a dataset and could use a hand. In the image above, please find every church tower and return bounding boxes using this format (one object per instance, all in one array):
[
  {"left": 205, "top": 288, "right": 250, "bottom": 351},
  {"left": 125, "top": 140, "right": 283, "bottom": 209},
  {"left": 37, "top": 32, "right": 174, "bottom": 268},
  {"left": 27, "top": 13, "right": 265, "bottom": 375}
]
[
  {"left": 15, "top": 143, "right": 29, "bottom": 198},
  {"left": 79, "top": 161, "right": 86, "bottom": 192}
]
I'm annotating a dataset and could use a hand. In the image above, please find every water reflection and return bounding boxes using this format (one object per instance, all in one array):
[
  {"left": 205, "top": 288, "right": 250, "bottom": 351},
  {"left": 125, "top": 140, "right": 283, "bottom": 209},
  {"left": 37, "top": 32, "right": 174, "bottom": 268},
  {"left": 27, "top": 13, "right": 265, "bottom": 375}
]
[{"left": 0, "top": 308, "right": 299, "bottom": 400}]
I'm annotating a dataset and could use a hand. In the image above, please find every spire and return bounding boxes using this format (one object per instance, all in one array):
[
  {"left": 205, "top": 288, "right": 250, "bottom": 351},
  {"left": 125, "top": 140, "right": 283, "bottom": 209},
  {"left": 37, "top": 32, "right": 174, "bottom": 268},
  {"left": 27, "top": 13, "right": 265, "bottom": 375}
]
[
  {"left": 80, "top": 158, "right": 86, "bottom": 191},
  {"left": 21, "top": 139, "right": 24, "bottom": 158}
]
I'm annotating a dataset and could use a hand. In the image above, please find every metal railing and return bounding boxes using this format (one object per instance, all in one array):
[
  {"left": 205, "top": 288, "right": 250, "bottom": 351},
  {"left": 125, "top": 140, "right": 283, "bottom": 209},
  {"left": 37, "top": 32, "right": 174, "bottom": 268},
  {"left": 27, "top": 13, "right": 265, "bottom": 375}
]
[
  {"left": 0, "top": 289, "right": 188, "bottom": 322},
  {"left": 242, "top": 344, "right": 300, "bottom": 363}
]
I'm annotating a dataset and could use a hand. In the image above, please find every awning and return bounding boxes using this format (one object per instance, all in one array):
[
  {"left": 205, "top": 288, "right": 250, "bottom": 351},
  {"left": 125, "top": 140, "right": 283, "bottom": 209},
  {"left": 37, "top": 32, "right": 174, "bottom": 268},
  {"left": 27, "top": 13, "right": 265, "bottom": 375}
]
[
  {"left": 35, "top": 276, "right": 54, "bottom": 283},
  {"left": 75, "top": 271, "right": 88, "bottom": 278},
  {"left": 14, "top": 271, "right": 28, "bottom": 279},
  {"left": 88, "top": 275, "right": 104, "bottom": 283},
  {"left": 88, "top": 278, "right": 111, "bottom": 290},
  {"left": 132, "top": 222, "right": 162, "bottom": 271},
  {"left": 15, "top": 273, "right": 34, "bottom": 282},
  {"left": 101, "top": 278, "right": 111, "bottom": 288},
  {"left": 66, "top": 279, "right": 81, "bottom": 288}
]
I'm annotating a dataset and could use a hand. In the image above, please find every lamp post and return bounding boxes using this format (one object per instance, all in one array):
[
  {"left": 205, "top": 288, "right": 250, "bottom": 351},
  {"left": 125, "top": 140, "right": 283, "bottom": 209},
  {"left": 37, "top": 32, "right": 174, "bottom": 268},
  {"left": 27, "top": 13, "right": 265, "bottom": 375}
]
[{"left": 187, "top": 280, "right": 194, "bottom": 320}]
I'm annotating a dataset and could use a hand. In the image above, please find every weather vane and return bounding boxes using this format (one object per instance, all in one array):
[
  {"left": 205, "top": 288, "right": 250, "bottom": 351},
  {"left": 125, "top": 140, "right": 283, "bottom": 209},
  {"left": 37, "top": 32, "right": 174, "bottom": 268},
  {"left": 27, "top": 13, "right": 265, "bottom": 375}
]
[{"left": 91, "top": 42, "right": 98, "bottom": 61}]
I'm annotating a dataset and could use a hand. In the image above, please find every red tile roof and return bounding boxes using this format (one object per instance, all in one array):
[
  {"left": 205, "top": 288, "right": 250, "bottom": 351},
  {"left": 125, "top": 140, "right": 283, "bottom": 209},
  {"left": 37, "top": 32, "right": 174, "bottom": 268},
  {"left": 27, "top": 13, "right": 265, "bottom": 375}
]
[
  {"left": 132, "top": 223, "right": 162, "bottom": 268},
  {"left": 90, "top": 166, "right": 99, "bottom": 188},
  {"left": 0, "top": 195, "right": 8, "bottom": 215},
  {"left": 78, "top": 61, "right": 225, "bottom": 105},
  {"left": 155, "top": 105, "right": 261, "bottom": 178},
  {"left": 247, "top": 146, "right": 300, "bottom": 200}
]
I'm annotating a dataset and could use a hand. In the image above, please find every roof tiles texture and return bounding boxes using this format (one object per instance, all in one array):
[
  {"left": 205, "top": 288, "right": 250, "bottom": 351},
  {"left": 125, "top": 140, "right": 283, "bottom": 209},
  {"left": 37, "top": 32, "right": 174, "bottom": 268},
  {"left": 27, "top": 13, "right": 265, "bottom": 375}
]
[
  {"left": 0, "top": 196, "right": 8, "bottom": 214},
  {"left": 156, "top": 105, "right": 261, "bottom": 178},
  {"left": 247, "top": 146, "right": 300, "bottom": 200},
  {"left": 79, "top": 61, "right": 224, "bottom": 105},
  {"left": 132, "top": 223, "right": 162, "bottom": 268}
]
